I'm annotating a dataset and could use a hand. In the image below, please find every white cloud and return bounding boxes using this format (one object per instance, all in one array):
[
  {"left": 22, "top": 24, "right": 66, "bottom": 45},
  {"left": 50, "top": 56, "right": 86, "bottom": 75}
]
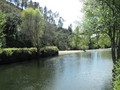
[{"left": 33, "top": 0, "right": 84, "bottom": 29}]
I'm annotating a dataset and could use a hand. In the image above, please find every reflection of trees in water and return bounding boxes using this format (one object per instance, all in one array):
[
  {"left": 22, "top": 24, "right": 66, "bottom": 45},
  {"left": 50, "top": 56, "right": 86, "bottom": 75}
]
[
  {"left": 99, "top": 51, "right": 112, "bottom": 60},
  {"left": 101, "top": 79, "right": 112, "bottom": 90},
  {"left": 75, "top": 52, "right": 92, "bottom": 60},
  {"left": 33, "top": 59, "right": 57, "bottom": 90},
  {"left": 0, "top": 51, "right": 112, "bottom": 90},
  {"left": 0, "top": 60, "right": 56, "bottom": 90},
  {"left": 76, "top": 51, "right": 112, "bottom": 60}
]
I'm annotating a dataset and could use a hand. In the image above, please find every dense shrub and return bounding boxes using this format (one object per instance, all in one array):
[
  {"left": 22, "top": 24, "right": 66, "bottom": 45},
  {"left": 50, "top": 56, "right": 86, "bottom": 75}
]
[
  {"left": 0, "top": 46, "right": 59, "bottom": 64},
  {"left": 112, "top": 60, "right": 120, "bottom": 90},
  {"left": 40, "top": 46, "right": 59, "bottom": 57},
  {"left": 0, "top": 48, "right": 37, "bottom": 64}
]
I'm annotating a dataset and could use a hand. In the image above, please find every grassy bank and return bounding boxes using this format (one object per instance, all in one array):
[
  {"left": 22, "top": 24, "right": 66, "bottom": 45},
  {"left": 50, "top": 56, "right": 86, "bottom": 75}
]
[
  {"left": 112, "top": 61, "right": 120, "bottom": 90},
  {"left": 0, "top": 46, "right": 59, "bottom": 64}
]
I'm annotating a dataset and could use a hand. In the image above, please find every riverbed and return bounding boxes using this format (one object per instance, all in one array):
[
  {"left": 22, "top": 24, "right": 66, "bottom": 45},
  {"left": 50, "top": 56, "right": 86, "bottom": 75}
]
[{"left": 0, "top": 50, "right": 113, "bottom": 90}]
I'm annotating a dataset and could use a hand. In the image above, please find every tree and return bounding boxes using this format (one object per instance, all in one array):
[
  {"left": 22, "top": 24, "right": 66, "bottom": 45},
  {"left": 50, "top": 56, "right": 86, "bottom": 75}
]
[
  {"left": 13, "top": 0, "right": 20, "bottom": 7},
  {"left": 98, "top": 34, "right": 111, "bottom": 48},
  {"left": 70, "top": 26, "right": 81, "bottom": 49},
  {"left": 81, "top": 0, "right": 120, "bottom": 62},
  {"left": 28, "top": 0, "right": 33, "bottom": 8},
  {"left": 3, "top": 12, "right": 21, "bottom": 47},
  {"left": 68, "top": 24, "right": 72, "bottom": 34},
  {"left": 9, "top": 0, "right": 12, "bottom": 3},
  {"left": 20, "top": 0, "right": 24, "bottom": 9},
  {"left": 58, "top": 17, "right": 64, "bottom": 28},
  {"left": 70, "top": 26, "right": 89, "bottom": 50},
  {"left": 0, "top": 10, "right": 6, "bottom": 47},
  {"left": 14, "top": 0, "right": 17, "bottom": 5},
  {"left": 33, "top": 2, "right": 39, "bottom": 9},
  {"left": 21, "top": 8, "right": 45, "bottom": 53},
  {"left": 24, "top": 0, "right": 28, "bottom": 9}
]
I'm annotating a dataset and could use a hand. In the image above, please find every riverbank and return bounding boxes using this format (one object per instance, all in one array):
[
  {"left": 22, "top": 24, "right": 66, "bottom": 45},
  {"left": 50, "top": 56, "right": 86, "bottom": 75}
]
[
  {"left": 0, "top": 46, "right": 58, "bottom": 64},
  {"left": 0, "top": 48, "right": 111, "bottom": 64},
  {"left": 59, "top": 48, "right": 111, "bottom": 55}
]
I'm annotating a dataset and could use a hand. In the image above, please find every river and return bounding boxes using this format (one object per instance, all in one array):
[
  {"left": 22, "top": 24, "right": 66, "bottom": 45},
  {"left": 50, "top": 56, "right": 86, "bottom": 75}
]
[{"left": 0, "top": 50, "right": 113, "bottom": 90}]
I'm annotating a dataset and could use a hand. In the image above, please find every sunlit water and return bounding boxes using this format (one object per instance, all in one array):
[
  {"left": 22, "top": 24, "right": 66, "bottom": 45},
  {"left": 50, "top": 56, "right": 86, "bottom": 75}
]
[{"left": 0, "top": 50, "right": 113, "bottom": 90}]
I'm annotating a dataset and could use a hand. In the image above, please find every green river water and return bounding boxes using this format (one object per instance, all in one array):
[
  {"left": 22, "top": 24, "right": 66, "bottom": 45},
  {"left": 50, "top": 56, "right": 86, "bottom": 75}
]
[{"left": 0, "top": 50, "right": 113, "bottom": 90}]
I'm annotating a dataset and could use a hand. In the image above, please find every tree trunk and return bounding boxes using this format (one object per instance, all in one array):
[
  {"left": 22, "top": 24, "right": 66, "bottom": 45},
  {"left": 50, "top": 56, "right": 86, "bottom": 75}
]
[
  {"left": 111, "top": 0, "right": 117, "bottom": 63},
  {"left": 111, "top": 38, "right": 116, "bottom": 63},
  {"left": 36, "top": 46, "right": 40, "bottom": 56},
  {"left": 117, "top": 37, "right": 120, "bottom": 59}
]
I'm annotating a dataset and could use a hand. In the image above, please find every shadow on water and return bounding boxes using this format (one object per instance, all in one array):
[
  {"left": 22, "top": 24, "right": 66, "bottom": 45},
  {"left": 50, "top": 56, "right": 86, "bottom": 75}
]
[{"left": 0, "top": 50, "right": 113, "bottom": 90}]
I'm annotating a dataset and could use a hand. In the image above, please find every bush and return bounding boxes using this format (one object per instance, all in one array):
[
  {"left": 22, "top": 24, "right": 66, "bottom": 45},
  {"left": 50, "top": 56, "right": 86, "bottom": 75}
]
[
  {"left": 40, "top": 46, "right": 59, "bottom": 57},
  {"left": 0, "top": 48, "right": 37, "bottom": 64},
  {"left": 0, "top": 46, "right": 59, "bottom": 64},
  {"left": 112, "top": 60, "right": 120, "bottom": 90}
]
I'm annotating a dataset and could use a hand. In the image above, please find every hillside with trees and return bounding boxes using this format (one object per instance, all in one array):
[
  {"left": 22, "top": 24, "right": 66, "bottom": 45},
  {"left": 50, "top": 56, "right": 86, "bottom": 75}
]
[
  {"left": 0, "top": 0, "right": 73, "bottom": 50},
  {"left": 0, "top": 0, "right": 111, "bottom": 51}
]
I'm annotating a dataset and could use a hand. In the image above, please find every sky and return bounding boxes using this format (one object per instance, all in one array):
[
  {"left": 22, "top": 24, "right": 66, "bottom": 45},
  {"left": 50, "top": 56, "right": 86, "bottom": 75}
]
[{"left": 33, "top": 0, "right": 84, "bottom": 29}]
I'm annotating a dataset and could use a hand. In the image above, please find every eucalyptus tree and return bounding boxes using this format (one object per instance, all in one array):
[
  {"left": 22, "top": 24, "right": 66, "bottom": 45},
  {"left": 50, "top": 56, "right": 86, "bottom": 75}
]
[
  {"left": 43, "top": 6, "right": 48, "bottom": 21},
  {"left": 14, "top": 0, "right": 19, "bottom": 6},
  {"left": 41, "top": 6, "right": 71, "bottom": 50},
  {"left": 17, "top": 1, "right": 20, "bottom": 7},
  {"left": 47, "top": 10, "right": 55, "bottom": 24},
  {"left": 33, "top": 2, "right": 39, "bottom": 9},
  {"left": 58, "top": 17, "right": 64, "bottom": 29},
  {"left": 20, "top": 0, "right": 24, "bottom": 9},
  {"left": 9, "top": 0, "right": 12, "bottom": 3},
  {"left": 68, "top": 24, "right": 72, "bottom": 34},
  {"left": 24, "top": 0, "right": 28, "bottom": 9},
  {"left": 39, "top": 7, "right": 43, "bottom": 13},
  {"left": 28, "top": 0, "right": 33, "bottom": 8}
]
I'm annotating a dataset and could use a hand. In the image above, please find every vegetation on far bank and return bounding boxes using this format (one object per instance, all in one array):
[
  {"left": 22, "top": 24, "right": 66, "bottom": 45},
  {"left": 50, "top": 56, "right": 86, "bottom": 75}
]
[{"left": 0, "top": 46, "right": 59, "bottom": 64}]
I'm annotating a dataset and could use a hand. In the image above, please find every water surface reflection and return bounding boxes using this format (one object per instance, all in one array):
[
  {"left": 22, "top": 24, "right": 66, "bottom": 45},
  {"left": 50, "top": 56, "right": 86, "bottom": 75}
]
[{"left": 0, "top": 50, "right": 113, "bottom": 90}]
